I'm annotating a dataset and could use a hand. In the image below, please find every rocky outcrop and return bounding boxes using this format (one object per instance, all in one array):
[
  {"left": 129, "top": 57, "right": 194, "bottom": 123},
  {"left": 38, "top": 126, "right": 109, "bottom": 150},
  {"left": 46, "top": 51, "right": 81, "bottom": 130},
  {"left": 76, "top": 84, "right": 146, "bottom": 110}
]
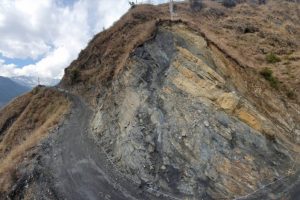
[{"left": 91, "top": 23, "right": 300, "bottom": 199}]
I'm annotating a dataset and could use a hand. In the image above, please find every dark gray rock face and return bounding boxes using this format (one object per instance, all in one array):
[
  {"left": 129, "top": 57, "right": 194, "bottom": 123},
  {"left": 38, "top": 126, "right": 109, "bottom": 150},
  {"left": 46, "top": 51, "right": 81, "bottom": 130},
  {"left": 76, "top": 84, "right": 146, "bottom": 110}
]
[{"left": 91, "top": 24, "right": 300, "bottom": 199}]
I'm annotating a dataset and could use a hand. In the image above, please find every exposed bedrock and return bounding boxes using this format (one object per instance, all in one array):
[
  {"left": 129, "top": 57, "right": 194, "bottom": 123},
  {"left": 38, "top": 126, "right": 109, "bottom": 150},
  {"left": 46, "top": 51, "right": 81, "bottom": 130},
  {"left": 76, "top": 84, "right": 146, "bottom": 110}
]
[{"left": 91, "top": 24, "right": 300, "bottom": 199}]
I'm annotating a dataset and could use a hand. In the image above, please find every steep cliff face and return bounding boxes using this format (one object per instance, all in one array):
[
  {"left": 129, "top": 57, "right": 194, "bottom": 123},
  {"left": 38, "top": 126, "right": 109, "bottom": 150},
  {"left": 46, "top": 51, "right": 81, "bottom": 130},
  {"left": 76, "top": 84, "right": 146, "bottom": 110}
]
[
  {"left": 58, "top": 1, "right": 300, "bottom": 199},
  {"left": 90, "top": 23, "right": 300, "bottom": 199}
]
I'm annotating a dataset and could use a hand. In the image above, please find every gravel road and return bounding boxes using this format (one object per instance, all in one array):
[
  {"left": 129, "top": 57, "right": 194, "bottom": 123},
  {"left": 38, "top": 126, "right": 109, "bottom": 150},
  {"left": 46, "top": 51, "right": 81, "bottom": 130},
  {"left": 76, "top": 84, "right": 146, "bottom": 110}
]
[{"left": 47, "top": 93, "right": 174, "bottom": 200}]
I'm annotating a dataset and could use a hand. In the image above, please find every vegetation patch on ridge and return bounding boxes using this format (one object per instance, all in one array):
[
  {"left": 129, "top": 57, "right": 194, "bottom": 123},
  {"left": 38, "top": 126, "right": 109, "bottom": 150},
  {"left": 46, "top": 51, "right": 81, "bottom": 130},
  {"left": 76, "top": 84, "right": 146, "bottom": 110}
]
[
  {"left": 266, "top": 52, "right": 281, "bottom": 63},
  {"left": 260, "top": 67, "right": 279, "bottom": 89}
]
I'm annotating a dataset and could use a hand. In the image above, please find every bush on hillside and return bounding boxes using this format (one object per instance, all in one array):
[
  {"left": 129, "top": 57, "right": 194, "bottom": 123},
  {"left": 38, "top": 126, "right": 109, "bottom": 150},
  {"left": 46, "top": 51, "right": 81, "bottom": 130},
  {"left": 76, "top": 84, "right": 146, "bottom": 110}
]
[
  {"left": 189, "top": 0, "right": 204, "bottom": 11},
  {"left": 222, "top": 0, "right": 237, "bottom": 8},
  {"left": 260, "top": 67, "right": 279, "bottom": 89},
  {"left": 70, "top": 69, "right": 80, "bottom": 84},
  {"left": 128, "top": 1, "right": 135, "bottom": 8},
  {"left": 266, "top": 52, "right": 281, "bottom": 63},
  {"left": 286, "top": 90, "right": 295, "bottom": 99}
]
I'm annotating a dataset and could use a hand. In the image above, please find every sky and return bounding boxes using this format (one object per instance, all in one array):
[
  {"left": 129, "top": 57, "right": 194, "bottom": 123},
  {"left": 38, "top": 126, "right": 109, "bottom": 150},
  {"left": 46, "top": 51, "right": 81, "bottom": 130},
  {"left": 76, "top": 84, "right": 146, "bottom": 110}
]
[{"left": 0, "top": 0, "right": 172, "bottom": 79}]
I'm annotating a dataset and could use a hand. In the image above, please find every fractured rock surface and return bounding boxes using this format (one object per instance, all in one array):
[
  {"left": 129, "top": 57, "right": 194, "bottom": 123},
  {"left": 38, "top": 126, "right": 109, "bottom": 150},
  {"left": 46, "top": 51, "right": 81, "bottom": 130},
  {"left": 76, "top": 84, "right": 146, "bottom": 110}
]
[{"left": 91, "top": 24, "right": 300, "bottom": 199}]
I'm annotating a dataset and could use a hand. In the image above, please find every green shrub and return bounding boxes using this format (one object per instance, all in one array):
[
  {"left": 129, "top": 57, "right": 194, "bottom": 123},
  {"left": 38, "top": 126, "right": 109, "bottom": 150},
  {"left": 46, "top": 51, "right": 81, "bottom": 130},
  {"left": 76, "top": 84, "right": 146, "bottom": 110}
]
[
  {"left": 260, "top": 68, "right": 279, "bottom": 89},
  {"left": 70, "top": 69, "right": 80, "bottom": 83},
  {"left": 266, "top": 53, "right": 281, "bottom": 63},
  {"left": 286, "top": 91, "right": 295, "bottom": 99}
]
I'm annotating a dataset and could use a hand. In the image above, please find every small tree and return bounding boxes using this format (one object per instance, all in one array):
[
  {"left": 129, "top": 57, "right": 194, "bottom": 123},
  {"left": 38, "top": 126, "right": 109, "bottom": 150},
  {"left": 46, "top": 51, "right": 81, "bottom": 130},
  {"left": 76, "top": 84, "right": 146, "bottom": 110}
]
[
  {"left": 128, "top": 1, "right": 135, "bottom": 8},
  {"left": 70, "top": 69, "right": 80, "bottom": 84}
]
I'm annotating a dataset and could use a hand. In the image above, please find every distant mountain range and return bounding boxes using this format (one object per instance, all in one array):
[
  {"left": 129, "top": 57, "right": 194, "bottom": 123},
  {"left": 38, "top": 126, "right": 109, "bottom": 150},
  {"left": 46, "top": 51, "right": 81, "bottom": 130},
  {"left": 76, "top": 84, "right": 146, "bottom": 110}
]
[
  {"left": 0, "top": 76, "right": 30, "bottom": 108},
  {"left": 0, "top": 76, "right": 60, "bottom": 108},
  {"left": 11, "top": 76, "right": 60, "bottom": 88}
]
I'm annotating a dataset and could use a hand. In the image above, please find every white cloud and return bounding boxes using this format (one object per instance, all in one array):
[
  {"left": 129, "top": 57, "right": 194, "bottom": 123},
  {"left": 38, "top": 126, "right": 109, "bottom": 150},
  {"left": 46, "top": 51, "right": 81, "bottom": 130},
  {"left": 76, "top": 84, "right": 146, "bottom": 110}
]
[
  {"left": 0, "top": 0, "right": 130, "bottom": 79},
  {"left": 0, "top": 13, "right": 4, "bottom": 27},
  {"left": 0, "top": 0, "right": 53, "bottom": 59},
  {"left": 0, "top": 59, "right": 18, "bottom": 77},
  {"left": 0, "top": 0, "right": 176, "bottom": 79}
]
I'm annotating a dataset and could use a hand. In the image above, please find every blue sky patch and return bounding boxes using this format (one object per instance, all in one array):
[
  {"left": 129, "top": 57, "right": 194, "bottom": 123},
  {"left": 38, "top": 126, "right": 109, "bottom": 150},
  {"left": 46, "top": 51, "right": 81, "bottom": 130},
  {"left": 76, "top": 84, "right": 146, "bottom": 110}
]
[
  {"left": 57, "top": 0, "right": 77, "bottom": 7},
  {"left": 0, "top": 54, "right": 37, "bottom": 68}
]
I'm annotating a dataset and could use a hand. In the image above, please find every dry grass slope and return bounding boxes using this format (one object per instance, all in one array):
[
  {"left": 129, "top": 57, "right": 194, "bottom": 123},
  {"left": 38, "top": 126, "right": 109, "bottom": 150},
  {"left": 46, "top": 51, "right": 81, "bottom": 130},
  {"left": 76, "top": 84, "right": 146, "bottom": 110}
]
[
  {"left": 0, "top": 87, "right": 70, "bottom": 193},
  {"left": 60, "top": 0, "right": 300, "bottom": 105}
]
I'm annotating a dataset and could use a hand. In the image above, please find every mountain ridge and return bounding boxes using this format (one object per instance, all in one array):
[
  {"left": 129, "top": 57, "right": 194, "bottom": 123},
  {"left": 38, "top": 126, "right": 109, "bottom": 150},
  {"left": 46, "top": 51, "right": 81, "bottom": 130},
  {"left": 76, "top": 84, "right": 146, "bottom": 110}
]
[
  {"left": 11, "top": 76, "right": 60, "bottom": 88},
  {"left": 0, "top": 76, "right": 30, "bottom": 108}
]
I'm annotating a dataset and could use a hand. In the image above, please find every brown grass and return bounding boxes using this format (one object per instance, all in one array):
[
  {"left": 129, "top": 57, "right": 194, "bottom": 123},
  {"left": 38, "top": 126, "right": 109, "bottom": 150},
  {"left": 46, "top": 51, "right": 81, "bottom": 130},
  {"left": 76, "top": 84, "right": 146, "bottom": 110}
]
[
  {"left": 0, "top": 87, "right": 70, "bottom": 192},
  {"left": 60, "top": 4, "right": 169, "bottom": 105},
  {"left": 57, "top": 1, "right": 300, "bottom": 145},
  {"left": 193, "top": 0, "right": 300, "bottom": 101},
  {"left": 59, "top": 0, "right": 300, "bottom": 105}
]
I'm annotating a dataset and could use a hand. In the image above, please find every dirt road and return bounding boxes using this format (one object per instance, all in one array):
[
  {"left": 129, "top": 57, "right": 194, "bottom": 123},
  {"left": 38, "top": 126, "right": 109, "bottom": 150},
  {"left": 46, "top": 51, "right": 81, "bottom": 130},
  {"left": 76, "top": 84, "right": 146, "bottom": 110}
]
[{"left": 47, "top": 93, "right": 174, "bottom": 200}]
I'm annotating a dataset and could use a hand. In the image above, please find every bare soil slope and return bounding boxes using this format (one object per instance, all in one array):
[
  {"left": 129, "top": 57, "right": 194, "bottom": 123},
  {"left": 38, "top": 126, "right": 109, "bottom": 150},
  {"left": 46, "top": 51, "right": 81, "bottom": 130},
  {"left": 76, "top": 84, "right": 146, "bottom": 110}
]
[{"left": 0, "top": 87, "right": 70, "bottom": 195}]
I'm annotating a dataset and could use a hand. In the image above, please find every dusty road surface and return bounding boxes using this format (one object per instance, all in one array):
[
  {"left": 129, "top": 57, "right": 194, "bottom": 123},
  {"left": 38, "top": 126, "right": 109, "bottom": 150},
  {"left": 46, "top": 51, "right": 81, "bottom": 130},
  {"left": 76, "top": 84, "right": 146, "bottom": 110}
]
[{"left": 45, "top": 93, "right": 178, "bottom": 200}]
